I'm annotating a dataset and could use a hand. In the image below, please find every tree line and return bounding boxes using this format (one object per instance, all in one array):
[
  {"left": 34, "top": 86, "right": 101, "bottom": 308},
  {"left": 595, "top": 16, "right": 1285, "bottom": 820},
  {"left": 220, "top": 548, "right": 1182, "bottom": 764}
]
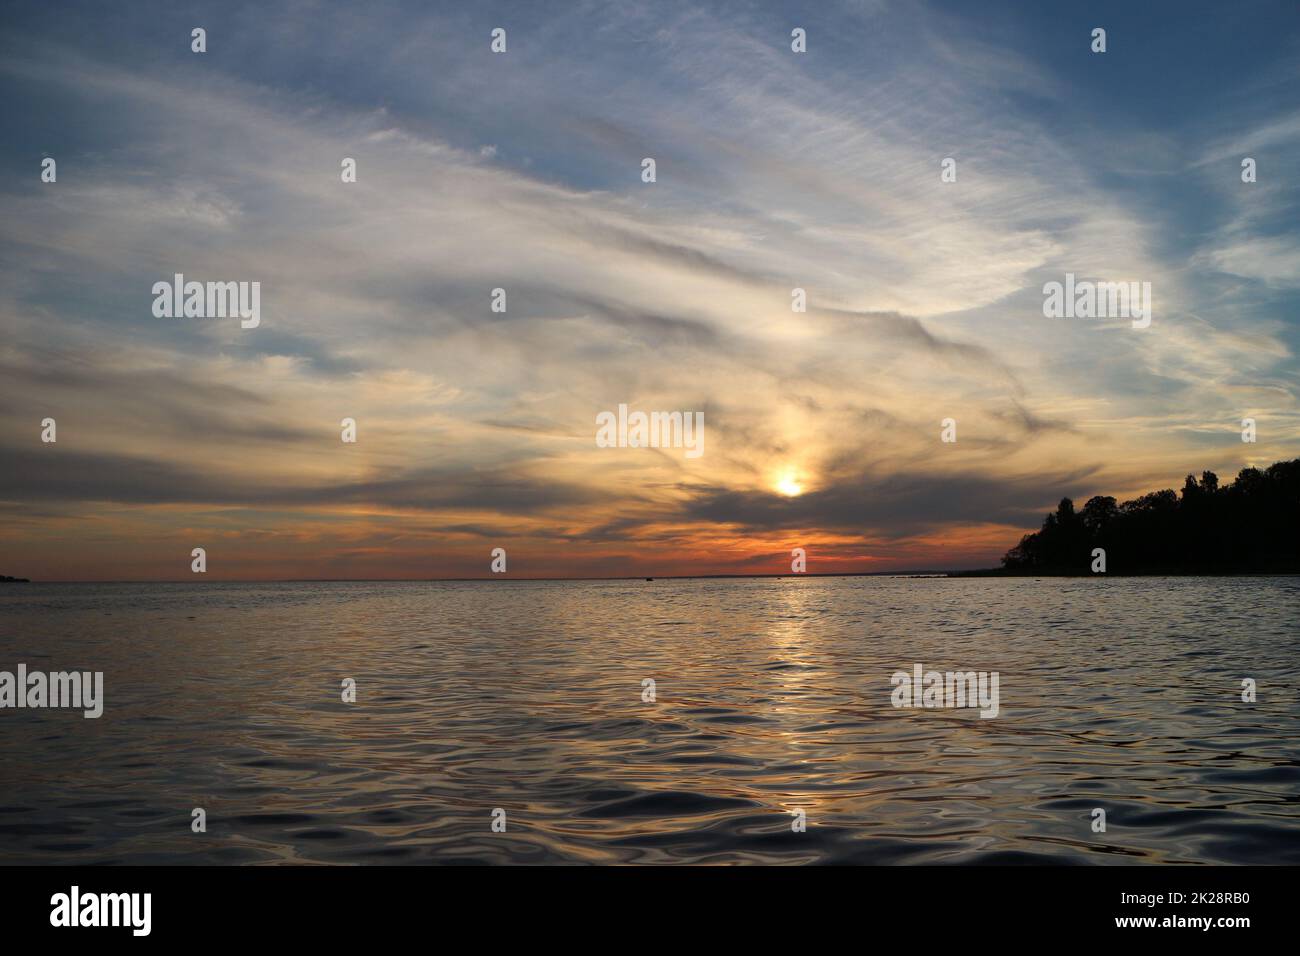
[{"left": 1001, "top": 458, "right": 1300, "bottom": 573}]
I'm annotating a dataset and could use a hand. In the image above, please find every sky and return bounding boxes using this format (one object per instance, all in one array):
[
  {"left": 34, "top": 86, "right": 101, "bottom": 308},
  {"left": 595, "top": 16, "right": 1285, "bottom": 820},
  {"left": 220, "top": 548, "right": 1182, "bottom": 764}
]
[{"left": 1, "top": 0, "right": 1298, "bottom": 580}]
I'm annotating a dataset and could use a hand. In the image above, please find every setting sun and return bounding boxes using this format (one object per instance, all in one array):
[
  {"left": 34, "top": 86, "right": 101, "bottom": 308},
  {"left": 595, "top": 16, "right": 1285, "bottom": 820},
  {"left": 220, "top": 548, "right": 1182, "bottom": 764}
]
[{"left": 775, "top": 473, "right": 804, "bottom": 497}]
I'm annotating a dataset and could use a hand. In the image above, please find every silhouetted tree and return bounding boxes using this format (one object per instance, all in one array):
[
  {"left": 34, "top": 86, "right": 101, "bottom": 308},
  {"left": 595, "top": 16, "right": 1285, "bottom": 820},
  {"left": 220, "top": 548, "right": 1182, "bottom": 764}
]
[
  {"left": 1000, "top": 458, "right": 1300, "bottom": 573},
  {"left": 1081, "top": 495, "right": 1118, "bottom": 535}
]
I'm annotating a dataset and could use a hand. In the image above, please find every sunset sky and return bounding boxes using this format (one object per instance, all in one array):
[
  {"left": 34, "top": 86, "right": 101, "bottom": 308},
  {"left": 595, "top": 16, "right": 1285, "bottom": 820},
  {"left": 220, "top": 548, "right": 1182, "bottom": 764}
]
[{"left": 2, "top": 0, "right": 1298, "bottom": 580}]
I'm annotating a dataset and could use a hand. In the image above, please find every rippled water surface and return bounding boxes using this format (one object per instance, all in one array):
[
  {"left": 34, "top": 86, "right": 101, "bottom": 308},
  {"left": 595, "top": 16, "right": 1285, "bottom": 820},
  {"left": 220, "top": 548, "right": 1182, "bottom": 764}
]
[{"left": 1, "top": 577, "right": 1298, "bottom": 864}]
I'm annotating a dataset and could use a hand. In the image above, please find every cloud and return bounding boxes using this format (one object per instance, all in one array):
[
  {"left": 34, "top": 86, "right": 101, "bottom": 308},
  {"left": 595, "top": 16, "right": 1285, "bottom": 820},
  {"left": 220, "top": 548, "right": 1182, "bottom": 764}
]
[
  {"left": 1202, "top": 237, "right": 1300, "bottom": 288},
  {"left": 0, "top": 0, "right": 1296, "bottom": 579}
]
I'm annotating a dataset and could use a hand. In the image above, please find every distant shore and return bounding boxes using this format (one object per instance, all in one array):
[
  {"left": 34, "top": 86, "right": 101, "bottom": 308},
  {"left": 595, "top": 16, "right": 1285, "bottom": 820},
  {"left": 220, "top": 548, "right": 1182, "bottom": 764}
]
[
  {"left": 949, "top": 567, "right": 1300, "bottom": 577},
  {"left": 6, "top": 570, "right": 1300, "bottom": 585}
]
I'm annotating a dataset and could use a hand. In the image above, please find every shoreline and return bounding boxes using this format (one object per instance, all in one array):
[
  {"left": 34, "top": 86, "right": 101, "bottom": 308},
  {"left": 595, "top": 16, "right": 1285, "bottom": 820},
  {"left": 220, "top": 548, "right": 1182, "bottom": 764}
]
[{"left": 4, "top": 570, "right": 1300, "bottom": 585}]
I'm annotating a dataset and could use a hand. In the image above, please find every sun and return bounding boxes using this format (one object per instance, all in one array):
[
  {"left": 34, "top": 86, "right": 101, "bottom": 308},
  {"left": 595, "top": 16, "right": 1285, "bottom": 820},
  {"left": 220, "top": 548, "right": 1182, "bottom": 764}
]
[{"left": 775, "top": 473, "right": 804, "bottom": 497}]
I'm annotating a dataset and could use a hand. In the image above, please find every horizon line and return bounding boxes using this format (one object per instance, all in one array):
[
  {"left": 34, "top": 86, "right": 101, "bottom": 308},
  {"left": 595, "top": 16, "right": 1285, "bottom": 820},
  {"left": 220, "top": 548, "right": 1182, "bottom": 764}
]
[
  {"left": 8, "top": 570, "right": 1300, "bottom": 585},
  {"left": 5, "top": 570, "right": 963, "bottom": 584}
]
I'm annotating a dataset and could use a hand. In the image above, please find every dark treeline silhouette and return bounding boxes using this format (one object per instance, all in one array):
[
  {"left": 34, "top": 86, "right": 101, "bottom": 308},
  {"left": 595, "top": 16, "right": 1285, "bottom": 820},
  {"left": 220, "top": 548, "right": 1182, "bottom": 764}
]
[{"left": 999, "top": 458, "right": 1300, "bottom": 574}]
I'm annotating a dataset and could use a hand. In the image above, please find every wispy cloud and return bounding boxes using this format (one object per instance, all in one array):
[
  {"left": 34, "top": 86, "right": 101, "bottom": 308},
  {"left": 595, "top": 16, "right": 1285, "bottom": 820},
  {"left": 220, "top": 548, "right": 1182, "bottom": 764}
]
[{"left": 1, "top": 0, "right": 1297, "bottom": 579}]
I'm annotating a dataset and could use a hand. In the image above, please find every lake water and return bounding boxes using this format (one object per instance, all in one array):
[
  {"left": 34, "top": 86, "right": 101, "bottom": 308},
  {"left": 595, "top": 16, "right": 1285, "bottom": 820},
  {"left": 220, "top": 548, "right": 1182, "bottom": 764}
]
[{"left": 1, "top": 577, "right": 1298, "bottom": 864}]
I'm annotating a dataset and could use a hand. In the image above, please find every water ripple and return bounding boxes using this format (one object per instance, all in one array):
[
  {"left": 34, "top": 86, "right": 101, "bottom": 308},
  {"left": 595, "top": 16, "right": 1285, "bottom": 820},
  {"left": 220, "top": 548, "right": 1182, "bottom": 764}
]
[{"left": 1, "top": 577, "right": 1298, "bottom": 864}]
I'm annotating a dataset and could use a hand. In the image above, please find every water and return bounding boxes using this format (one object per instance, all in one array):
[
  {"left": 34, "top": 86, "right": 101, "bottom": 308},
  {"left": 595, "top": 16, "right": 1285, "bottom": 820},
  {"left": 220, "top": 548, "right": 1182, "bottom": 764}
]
[{"left": 1, "top": 577, "right": 1298, "bottom": 865}]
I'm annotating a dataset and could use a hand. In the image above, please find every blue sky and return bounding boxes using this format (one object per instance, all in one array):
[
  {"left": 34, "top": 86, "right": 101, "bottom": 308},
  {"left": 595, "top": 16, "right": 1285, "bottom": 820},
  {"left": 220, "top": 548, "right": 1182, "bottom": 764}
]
[{"left": 2, "top": 0, "right": 1298, "bottom": 579}]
